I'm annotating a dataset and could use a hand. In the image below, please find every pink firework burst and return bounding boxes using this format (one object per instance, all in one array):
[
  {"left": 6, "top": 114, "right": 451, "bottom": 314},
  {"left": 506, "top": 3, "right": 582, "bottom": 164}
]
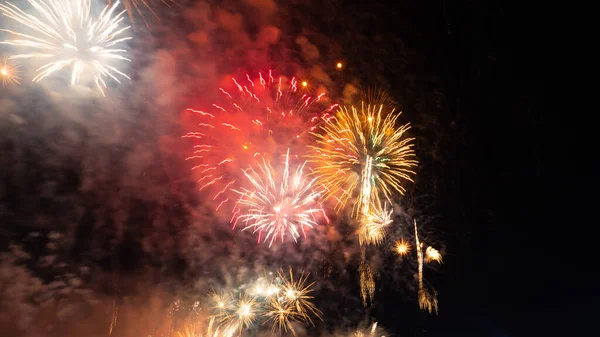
[
  {"left": 232, "top": 149, "right": 330, "bottom": 246},
  {"left": 183, "top": 71, "right": 338, "bottom": 212}
]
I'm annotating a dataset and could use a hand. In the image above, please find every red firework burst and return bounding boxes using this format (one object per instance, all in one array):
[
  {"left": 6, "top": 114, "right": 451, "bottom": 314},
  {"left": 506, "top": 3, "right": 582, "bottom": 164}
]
[{"left": 183, "top": 70, "right": 338, "bottom": 212}]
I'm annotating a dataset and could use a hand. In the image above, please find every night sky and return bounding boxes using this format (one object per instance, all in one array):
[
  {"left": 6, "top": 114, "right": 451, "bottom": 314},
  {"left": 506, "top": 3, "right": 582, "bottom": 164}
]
[{"left": 0, "top": 0, "right": 557, "bottom": 336}]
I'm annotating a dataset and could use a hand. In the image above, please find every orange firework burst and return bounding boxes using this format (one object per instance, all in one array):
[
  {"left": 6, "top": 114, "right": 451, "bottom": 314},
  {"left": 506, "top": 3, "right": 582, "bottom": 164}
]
[
  {"left": 0, "top": 56, "right": 20, "bottom": 86},
  {"left": 183, "top": 70, "right": 338, "bottom": 213}
]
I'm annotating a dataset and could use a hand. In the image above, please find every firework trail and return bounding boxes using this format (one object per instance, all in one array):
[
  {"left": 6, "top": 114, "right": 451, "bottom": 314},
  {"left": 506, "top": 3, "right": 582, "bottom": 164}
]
[
  {"left": 231, "top": 149, "right": 329, "bottom": 246},
  {"left": 308, "top": 103, "right": 417, "bottom": 216},
  {"left": 414, "top": 220, "right": 438, "bottom": 314},
  {"left": 108, "top": 0, "right": 174, "bottom": 28},
  {"left": 359, "top": 201, "right": 393, "bottom": 246},
  {"left": 0, "top": 55, "right": 20, "bottom": 85},
  {"left": 0, "top": 0, "right": 131, "bottom": 96},
  {"left": 183, "top": 71, "right": 338, "bottom": 213},
  {"left": 359, "top": 256, "right": 375, "bottom": 307}
]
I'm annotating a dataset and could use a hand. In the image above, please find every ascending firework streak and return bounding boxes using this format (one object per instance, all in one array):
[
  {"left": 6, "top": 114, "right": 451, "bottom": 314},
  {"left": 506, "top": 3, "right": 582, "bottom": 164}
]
[
  {"left": 414, "top": 220, "right": 439, "bottom": 314},
  {"left": 0, "top": 0, "right": 131, "bottom": 96},
  {"left": 232, "top": 149, "right": 329, "bottom": 246},
  {"left": 207, "top": 268, "right": 321, "bottom": 336},
  {"left": 183, "top": 71, "right": 338, "bottom": 212}
]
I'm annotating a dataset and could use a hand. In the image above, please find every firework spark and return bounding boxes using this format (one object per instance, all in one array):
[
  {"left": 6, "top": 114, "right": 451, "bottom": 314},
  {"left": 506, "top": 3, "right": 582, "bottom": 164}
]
[
  {"left": 177, "top": 317, "right": 236, "bottom": 337},
  {"left": 0, "top": 55, "right": 20, "bottom": 85},
  {"left": 265, "top": 297, "right": 302, "bottom": 336},
  {"left": 308, "top": 103, "right": 417, "bottom": 213},
  {"left": 231, "top": 149, "right": 329, "bottom": 246},
  {"left": 183, "top": 71, "right": 338, "bottom": 212},
  {"left": 414, "top": 220, "right": 438, "bottom": 314},
  {"left": 426, "top": 246, "right": 442, "bottom": 264},
  {"left": 359, "top": 201, "right": 393, "bottom": 246},
  {"left": 394, "top": 238, "right": 410, "bottom": 256},
  {"left": 359, "top": 257, "right": 375, "bottom": 307},
  {"left": 222, "top": 294, "right": 257, "bottom": 331},
  {"left": 0, "top": 0, "right": 131, "bottom": 96},
  {"left": 278, "top": 268, "right": 322, "bottom": 326}
]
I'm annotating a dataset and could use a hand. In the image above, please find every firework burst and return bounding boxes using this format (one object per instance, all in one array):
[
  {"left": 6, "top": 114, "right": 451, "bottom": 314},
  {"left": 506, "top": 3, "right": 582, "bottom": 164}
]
[
  {"left": 277, "top": 268, "right": 322, "bottom": 326},
  {"left": 183, "top": 71, "right": 338, "bottom": 212},
  {"left": 0, "top": 55, "right": 20, "bottom": 85},
  {"left": 0, "top": 0, "right": 131, "bottom": 96},
  {"left": 231, "top": 149, "right": 329, "bottom": 246},
  {"left": 308, "top": 103, "right": 417, "bottom": 214}
]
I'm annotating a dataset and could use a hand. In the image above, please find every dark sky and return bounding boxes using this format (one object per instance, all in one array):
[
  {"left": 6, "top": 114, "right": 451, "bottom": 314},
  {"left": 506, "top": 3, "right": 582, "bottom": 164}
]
[
  {"left": 375, "top": 1, "right": 569, "bottom": 336},
  {"left": 0, "top": 0, "right": 562, "bottom": 336}
]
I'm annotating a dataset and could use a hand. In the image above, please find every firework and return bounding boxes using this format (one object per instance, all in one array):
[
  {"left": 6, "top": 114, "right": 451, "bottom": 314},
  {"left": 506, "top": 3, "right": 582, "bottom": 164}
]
[
  {"left": 208, "top": 269, "right": 321, "bottom": 336},
  {"left": 277, "top": 268, "right": 322, "bottom": 326},
  {"left": 308, "top": 103, "right": 417, "bottom": 213},
  {"left": 231, "top": 149, "right": 329, "bottom": 246},
  {"left": 394, "top": 238, "right": 410, "bottom": 256},
  {"left": 353, "top": 322, "right": 386, "bottom": 337},
  {"left": 0, "top": 55, "right": 20, "bottom": 85},
  {"left": 0, "top": 0, "right": 131, "bottom": 96},
  {"left": 426, "top": 246, "right": 442, "bottom": 264},
  {"left": 359, "top": 201, "right": 393, "bottom": 246},
  {"left": 109, "top": 0, "right": 174, "bottom": 28},
  {"left": 183, "top": 71, "right": 338, "bottom": 212},
  {"left": 177, "top": 317, "right": 236, "bottom": 337},
  {"left": 359, "top": 257, "right": 375, "bottom": 307},
  {"left": 414, "top": 220, "right": 438, "bottom": 314},
  {"left": 265, "top": 297, "right": 302, "bottom": 336}
]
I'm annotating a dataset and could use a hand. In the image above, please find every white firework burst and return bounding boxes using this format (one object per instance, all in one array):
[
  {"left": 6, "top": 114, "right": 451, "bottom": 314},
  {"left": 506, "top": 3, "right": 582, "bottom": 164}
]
[{"left": 0, "top": 0, "right": 132, "bottom": 96}]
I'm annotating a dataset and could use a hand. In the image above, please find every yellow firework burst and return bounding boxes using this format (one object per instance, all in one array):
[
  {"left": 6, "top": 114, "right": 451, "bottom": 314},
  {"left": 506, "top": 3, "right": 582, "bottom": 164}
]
[
  {"left": 222, "top": 294, "right": 258, "bottom": 331},
  {"left": 0, "top": 56, "right": 20, "bottom": 86},
  {"left": 265, "top": 298, "right": 302, "bottom": 336},
  {"left": 278, "top": 268, "right": 322, "bottom": 326},
  {"left": 394, "top": 238, "right": 410, "bottom": 256},
  {"left": 308, "top": 103, "right": 417, "bottom": 213}
]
